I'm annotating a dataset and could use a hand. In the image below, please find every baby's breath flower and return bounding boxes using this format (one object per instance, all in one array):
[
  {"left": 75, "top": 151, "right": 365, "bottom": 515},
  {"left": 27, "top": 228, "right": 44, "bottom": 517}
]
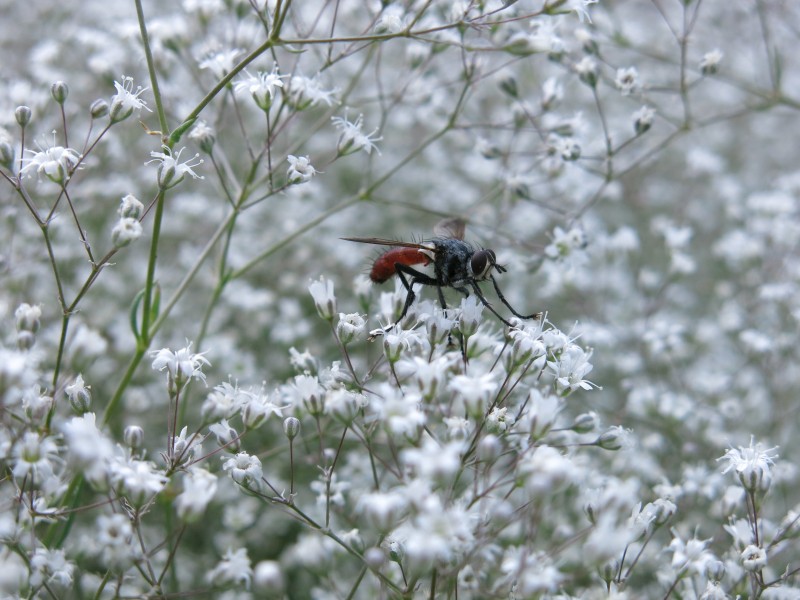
[
  {"left": 741, "top": 544, "right": 767, "bottom": 571},
  {"left": 109, "top": 75, "right": 151, "bottom": 123},
  {"left": 151, "top": 342, "right": 211, "bottom": 386},
  {"left": 615, "top": 66, "right": 640, "bottom": 95},
  {"left": 234, "top": 66, "right": 286, "bottom": 111},
  {"left": 146, "top": 145, "right": 204, "bottom": 189},
  {"left": 336, "top": 312, "right": 366, "bottom": 344},
  {"left": 575, "top": 56, "right": 598, "bottom": 87},
  {"left": 207, "top": 547, "right": 253, "bottom": 590},
  {"left": 198, "top": 48, "right": 243, "bottom": 78},
  {"left": 21, "top": 136, "right": 81, "bottom": 184},
  {"left": 308, "top": 276, "right": 336, "bottom": 320},
  {"left": 189, "top": 120, "right": 215, "bottom": 154},
  {"left": 111, "top": 217, "right": 142, "bottom": 248},
  {"left": 222, "top": 452, "right": 263, "bottom": 490},
  {"left": 286, "top": 74, "right": 337, "bottom": 110},
  {"left": 110, "top": 457, "right": 168, "bottom": 507},
  {"left": 176, "top": 467, "right": 218, "bottom": 522},
  {"left": 29, "top": 548, "right": 73, "bottom": 588},
  {"left": 633, "top": 105, "right": 655, "bottom": 134},
  {"left": 15, "top": 303, "right": 41, "bottom": 334},
  {"left": 65, "top": 373, "right": 91, "bottom": 413},
  {"left": 209, "top": 419, "right": 240, "bottom": 451},
  {"left": 718, "top": 436, "right": 779, "bottom": 493},
  {"left": 700, "top": 49, "right": 724, "bottom": 75},
  {"left": 548, "top": 344, "right": 598, "bottom": 395},
  {"left": 253, "top": 560, "right": 285, "bottom": 596},
  {"left": 458, "top": 295, "right": 484, "bottom": 337},
  {"left": 118, "top": 193, "right": 144, "bottom": 219},
  {"left": 331, "top": 113, "right": 382, "bottom": 156},
  {"left": 202, "top": 381, "right": 250, "bottom": 421},
  {"left": 286, "top": 154, "right": 318, "bottom": 184},
  {"left": 11, "top": 432, "right": 60, "bottom": 484}
]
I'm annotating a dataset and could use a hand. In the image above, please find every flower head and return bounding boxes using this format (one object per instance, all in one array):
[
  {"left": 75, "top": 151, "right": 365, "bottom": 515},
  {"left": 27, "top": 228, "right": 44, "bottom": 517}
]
[
  {"left": 109, "top": 75, "right": 151, "bottom": 122},
  {"left": 151, "top": 342, "right": 211, "bottom": 386},
  {"left": 234, "top": 66, "right": 286, "bottom": 111},
  {"left": 718, "top": 436, "right": 779, "bottom": 493},
  {"left": 146, "top": 145, "right": 204, "bottom": 189},
  {"left": 21, "top": 135, "right": 81, "bottom": 184},
  {"left": 331, "top": 112, "right": 382, "bottom": 156},
  {"left": 286, "top": 155, "right": 318, "bottom": 184}
]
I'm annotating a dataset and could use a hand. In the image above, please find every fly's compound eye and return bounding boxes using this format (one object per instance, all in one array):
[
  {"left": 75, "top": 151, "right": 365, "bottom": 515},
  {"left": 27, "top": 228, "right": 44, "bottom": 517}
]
[{"left": 471, "top": 249, "right": 497, "bottom": 279}]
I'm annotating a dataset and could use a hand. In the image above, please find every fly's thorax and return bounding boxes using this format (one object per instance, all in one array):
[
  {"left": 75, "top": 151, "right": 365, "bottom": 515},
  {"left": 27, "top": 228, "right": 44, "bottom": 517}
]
[{"left": 433, "top": 238, "right": 474, "bottom": 287}]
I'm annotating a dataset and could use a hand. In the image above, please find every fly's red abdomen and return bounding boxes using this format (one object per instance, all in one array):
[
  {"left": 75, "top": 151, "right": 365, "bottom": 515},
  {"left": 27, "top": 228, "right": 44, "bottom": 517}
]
[{"left": 370, "top": 248, "right": 431, "bottom": 283}]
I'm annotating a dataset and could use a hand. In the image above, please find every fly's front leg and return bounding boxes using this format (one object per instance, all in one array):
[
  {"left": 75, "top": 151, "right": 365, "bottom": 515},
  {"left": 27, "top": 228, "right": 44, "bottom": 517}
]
[{"left": 490, "top": 275, "right": 542, "bottom": 321}]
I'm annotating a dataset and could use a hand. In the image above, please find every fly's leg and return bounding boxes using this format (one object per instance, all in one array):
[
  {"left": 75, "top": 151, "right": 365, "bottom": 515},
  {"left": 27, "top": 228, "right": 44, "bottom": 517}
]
[
  {"left": 469, "top": 282, "right": 518, "bottom": 329},
  {"left": 368, "top": 264, "right": 440, "bottom": 340},
  {"left": 489, "top": 275, "right": 542, "bottom": 321}
]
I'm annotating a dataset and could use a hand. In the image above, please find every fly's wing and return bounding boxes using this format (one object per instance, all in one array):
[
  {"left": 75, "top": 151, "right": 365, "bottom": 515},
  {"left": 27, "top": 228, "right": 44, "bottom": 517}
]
[
  {"left": 433, "top": 218, "right": 466, "bottom": 240},
  {"left": 341, "top": 237, "right": 436, "bottom": 251}
]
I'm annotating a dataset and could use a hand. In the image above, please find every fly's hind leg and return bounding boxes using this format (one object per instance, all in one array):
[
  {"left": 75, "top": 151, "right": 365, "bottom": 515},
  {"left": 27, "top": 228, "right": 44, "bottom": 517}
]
[{"left": 368, "top": 264, "right": 440, "bottom": 340}]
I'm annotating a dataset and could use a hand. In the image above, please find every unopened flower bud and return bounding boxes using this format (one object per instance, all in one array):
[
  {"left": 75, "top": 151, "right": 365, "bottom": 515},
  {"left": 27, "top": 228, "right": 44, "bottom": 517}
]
[
  {"left": 498, "top": 73, "right": 518, "bottom": 98},
  {"left": 364, "top": 547, "right": 385, "bottom": 571},
  {"left": 15, "top": 106, "right": 32, "bottom": 127},
  {"left": 253, "top": 561, "right": 284, "bottom": 597},
  {"left": 0, "top": 141, "right": 14, "bottom": 168},
  {"left": 124, "top": 425, "right": 144, "bottom": 449},
  {"left": 705, "top": 560, "right": 725, "bottom": 582},
  {"left": 17, "top": 331, "right": 36, "bottom": 351},
  {"left": 90, "top": 99, "right": 109, "bottom": 119},
  {"left": 572, "top": 411, "right": 599, "bottom": 433},
  {"left": 596, "top": 426, "right": 631, "bottom": 451},
  {"left": 283, "top": 416, "right": 300, "bottom": 440},
  {"left": 51, "top": 81, "right": 69, "bottom": 104},
  {"left": 15, "top": 303, "right": 41, "bottom": 333}
]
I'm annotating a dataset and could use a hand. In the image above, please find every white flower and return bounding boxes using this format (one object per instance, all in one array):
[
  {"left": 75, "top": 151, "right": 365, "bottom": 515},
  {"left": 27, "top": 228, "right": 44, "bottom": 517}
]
[
  {"left": 21, "top": 139, "right": 81, "bottom": 184},
  {"left": 61, "top": 413, "right": 117, "bottom": 488},
  {"left": 718, "top": 436, "right": 779, "bottom": 493},
  {"left": 111, "top": 217, "right": 143, "bottom": 248},
  {"left": 669, "top": 532, "right": 715, "bottom": 575},
  {"left": 222, "top": 452, "right": 263, "bottom": 489},
  {"left": 308, "top": 276, "right": 336, "bottom": 320},
  {"left": 151, "top": 342, "right": 211, "bottom": 385},
  {"left": 286, "top": 74, "right": 337, "bottom": 109},
  {"left": 198, "top": 48, "right": 243, "bottom": 78},
  {"left": 633, "top": 105, "right": 656, "bottom": 134},
  {"left": 95, "top": 513, "right": 141, "bottom": 570},
  {"left": 109, "top": 75, "right": 151, "bottom": 122},
  {"left": 29, "top": 548, "right": 73, "bottom": 588},
  {"left": 286, "top": 154, "right": 318, "bottom": 184},
  {"left": 207, "top": 547, "right": 253, "bottom": 590},
  {"left": 11, "top": 432, "right": 60, "bottom": 484},
  {"left": 234, "top": 66, "right": 286, "bottom": 110},
  {"left": 65, "top": 373, "right": 91, "bottom": 412},
  {"left": 331, "top": 112, "right": 382, "bottom": 156},
  {"left": 548, "top": 344, "right": 598, "bottom": 394},
  {"left": 146, "top": 146, "right": 204, "bottom": 189},
  {"left": 741, "top": 544, "right": 767, "bottom": 571},
  {"left": 700, "top": 49, "right": 724, "bottom": 75},
  {"left": 201, "top": 381, "right": 250, "bottom": 421},
  {"left": 176, "top": 467, "right": 218, "bottom": 522},
  {"left": 615, "top": 66, "right": 640, "bottom": 95},
  {"left": 110, "top": 457, "right": 168, "bottom": 506}
]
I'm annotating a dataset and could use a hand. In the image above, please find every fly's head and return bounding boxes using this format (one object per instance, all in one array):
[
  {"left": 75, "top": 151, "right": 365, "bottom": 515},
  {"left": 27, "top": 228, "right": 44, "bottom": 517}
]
[{"left": 470, "top": 249, "right": 506, "bottom": 281}]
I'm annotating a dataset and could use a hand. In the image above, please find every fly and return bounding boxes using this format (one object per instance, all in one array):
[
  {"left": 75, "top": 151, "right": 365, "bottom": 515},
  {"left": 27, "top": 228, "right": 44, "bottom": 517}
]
[{"left": 342, "top": 218, "right": 541, "bottom": 338}]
